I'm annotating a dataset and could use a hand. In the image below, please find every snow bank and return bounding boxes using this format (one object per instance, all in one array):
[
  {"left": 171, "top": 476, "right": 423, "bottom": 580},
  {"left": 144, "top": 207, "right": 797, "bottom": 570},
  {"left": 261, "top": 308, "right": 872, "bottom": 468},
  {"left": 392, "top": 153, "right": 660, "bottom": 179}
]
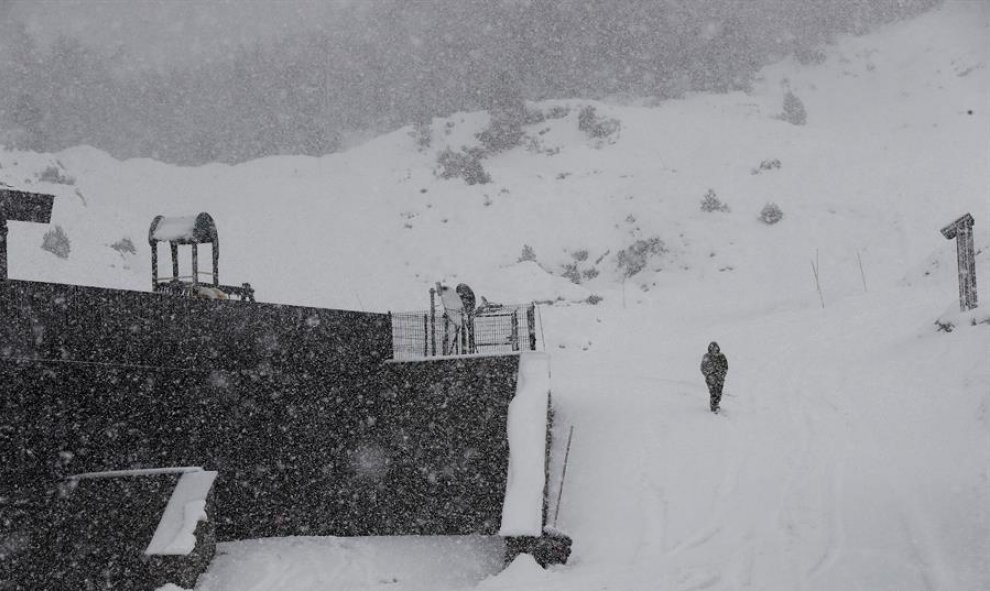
[
  {"left": 476, "top": 554, "right": 552, "bottom": 590},
  {"left": 499, "top": 352, "right": 550, "bottom": 537},
  {"left": 145, "top": 470, "right": 217, "bottom": 556}
]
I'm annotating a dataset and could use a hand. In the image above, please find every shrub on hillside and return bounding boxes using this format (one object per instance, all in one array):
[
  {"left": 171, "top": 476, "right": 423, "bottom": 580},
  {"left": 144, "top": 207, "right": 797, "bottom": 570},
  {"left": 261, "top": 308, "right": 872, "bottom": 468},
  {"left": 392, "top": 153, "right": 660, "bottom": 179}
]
[
  {"left": 110, "top": 237, "right": 136, "bottom": 255},
  {"left": 544, "top": 106, "right": 571, "bottom": 120},
  {"left": 700, "top": 189, "right": 730, "bottom": 213},
  {"left": 758, "top": 202, "right": 784, "bottom": 225},
  {"left": 781, "top": 91, "right": 807, "bottom": 126},
  {"left": 478, "top": 71, "right": 526, "bottom": 153},
  {"left": 518, "top": 244, "right": 537, "bottom": 263},
  {"left": 436, "top": 148, "right": 491, "bottom": 185},
  {"left": 42, "top": 225, "right": 71, "bottom": 259},
  {"left": 562, "top": 262, "right": 582, "bottom": 284},
  {"left": 410, "top": 119, "right": 432, "bottom": 151},
  {"left": 617, "top": 237, "right": 665, "bottom": 277},
  {"left": 578, "top": 106, "right": 621, "bottom": 141},
  {"left": 37, "top": 163, "right": 75, "bottom": 185},
  {"left": 751, "top": 159, "right": 781, "bottom": 175},
  {"left": 477, "top": 118, "right": 524, "bottom": 153},
  {"left": 794, "top": 45, "right": 827, "bottom": 66}
]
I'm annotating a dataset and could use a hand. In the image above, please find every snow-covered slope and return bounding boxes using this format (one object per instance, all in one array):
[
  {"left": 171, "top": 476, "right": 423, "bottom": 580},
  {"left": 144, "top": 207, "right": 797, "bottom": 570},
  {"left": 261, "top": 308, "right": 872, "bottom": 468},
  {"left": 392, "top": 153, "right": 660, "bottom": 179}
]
[{"left": 3, "top": 2, "right": 988, "bottom": 590}]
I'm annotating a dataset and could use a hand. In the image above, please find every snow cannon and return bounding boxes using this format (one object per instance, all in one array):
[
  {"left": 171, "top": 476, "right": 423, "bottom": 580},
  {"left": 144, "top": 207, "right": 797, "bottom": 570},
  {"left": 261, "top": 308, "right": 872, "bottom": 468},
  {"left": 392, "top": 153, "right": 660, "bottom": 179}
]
[{"left": 149, "top": 212, "right": 255, "bottom": 301}]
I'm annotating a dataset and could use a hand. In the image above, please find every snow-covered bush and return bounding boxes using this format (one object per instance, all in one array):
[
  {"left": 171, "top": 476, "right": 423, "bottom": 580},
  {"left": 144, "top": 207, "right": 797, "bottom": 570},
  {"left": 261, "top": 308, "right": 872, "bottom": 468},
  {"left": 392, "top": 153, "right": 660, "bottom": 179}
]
[
  {"left": 562, "top": 262, "right": 582, "bottom": 284},
  {"left": 700, "top": 189, "right": 730, "bottom": 213},
  {"left": 759, "top": 202, "right": 784, "bottom": 225},
  {"left": 478, "top": 71, "right": 526, "bottom": 153},
  {"left": 781, "top": 91, "right": 807, "bottom": 125},
  {"left": 518, "top": 244, "right": 537, "bottom": 262},
  {"left": 477, "top": 118, "right": 524, "bottom": 153},
  {"left": 751, "top": 159, "right": 781, "bottom": 174},
  {"left": 794, "top": 45, "right": 827, "bottom": 65},
  {"left": 410, "top": 120, "right": 432, "bottom": 151},
  {"left": 617, "top": 237, "right": 665, "bottom": 277},
  {"left": 37, "top": 163, "right": 75, "bottom": 185},
  {"left": 42, "top": 225, "right": 71, "bottom": 258},
  {"left": 578, "top": 106, "right": 621, "bottom": 141},
  {"left": 436, "top": 148, "right": 491, "bottom": 185},
  {"left": 110, "top": 237, "right": 136, "bottom": 255}
]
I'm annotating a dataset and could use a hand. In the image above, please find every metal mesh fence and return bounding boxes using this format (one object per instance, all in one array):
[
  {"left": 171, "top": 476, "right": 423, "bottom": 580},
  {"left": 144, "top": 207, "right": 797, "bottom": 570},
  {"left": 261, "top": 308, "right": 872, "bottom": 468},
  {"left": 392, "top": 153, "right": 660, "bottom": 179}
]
[{"left": 391, "top": 303, "right": 539, "bottom": 360}]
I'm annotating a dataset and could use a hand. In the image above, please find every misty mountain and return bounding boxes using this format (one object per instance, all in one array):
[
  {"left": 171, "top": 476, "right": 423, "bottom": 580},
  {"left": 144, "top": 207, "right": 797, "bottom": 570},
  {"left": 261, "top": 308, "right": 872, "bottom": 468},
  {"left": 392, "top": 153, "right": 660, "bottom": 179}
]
[{"left": 1, "top": 0, "right": 940, "bottom": 165}]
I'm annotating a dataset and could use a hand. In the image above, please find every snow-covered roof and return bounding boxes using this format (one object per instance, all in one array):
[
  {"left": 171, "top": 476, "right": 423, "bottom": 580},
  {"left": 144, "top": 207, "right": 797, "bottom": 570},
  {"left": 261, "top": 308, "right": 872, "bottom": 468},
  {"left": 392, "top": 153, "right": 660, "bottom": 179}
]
[{"left": 149, "top": 212, "right": 218, "bottom": 245}]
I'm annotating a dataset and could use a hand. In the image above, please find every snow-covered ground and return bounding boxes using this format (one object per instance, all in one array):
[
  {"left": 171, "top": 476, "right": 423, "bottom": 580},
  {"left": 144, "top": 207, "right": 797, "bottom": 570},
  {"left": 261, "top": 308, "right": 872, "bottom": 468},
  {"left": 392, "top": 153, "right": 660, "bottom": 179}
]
[{"left": 3, "top": 2, "right": 988, "bottom": 590}]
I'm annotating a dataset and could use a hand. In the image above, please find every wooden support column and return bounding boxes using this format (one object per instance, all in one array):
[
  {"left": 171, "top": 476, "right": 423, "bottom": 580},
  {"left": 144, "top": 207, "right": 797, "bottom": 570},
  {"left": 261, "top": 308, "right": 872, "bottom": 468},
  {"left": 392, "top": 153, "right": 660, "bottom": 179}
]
[
  {"left": 940, "top": 213, "right": 978, "bottom": 311},
  {"left": 191, "top": 243, "right": 199, "bottom": 285},
  {"left": 212, "top": 238, "right": 220, "bottom": 286},
  {"left": 151, "top": 242, "right": 158, "bottom": 288},
  {"left": 0, "top": 217, "right": 8, "bottom": 281},
  {"left": 170, "top": 243, "right": 180, "bottom": 281}
]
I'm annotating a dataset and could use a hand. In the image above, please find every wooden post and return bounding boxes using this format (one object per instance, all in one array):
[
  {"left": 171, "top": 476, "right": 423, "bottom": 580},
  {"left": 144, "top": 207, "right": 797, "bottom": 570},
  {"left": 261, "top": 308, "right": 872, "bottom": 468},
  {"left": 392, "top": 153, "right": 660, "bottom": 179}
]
[
  {"left": 467, "top": 310, "right": 475, "bottom": 353},
  {"left": 423, "top": 313, "right": 429, "bottom": 357},
  {"left": 429, "top": 288, "right": 437, "bottom": 356},
  {"left": 940, "top": 213, "right": 978, "bottom": 311},
  {"left": 151, "top": 242, "right": 158, "bottom": 288},
  {"left": 0, "top": 217, "right": 7, "bottom": 281},
  {"left": 0, "top": 217, "right": 8, "bottom": 281},
  {"left": 527, "top": 305, "right": 537, "bottom": 351},
  {"left": 511, "top": 310, "right": 520, "bottom": 352},
  {"left": 191, "top": 243, "right": 199, "bottom": 285},
  {"left": 212, "top": 238, "right": 220, "bottom": 286},
  {"left": 170, "top": 243, "right": 180, "bottom": 281}
]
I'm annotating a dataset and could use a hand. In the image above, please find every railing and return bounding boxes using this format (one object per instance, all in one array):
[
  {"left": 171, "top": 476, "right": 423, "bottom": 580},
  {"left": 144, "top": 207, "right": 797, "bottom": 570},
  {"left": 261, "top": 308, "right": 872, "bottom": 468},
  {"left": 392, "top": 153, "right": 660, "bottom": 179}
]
[
  {"left": 391, "top": 303, "right": 539, "bottom": 360},
  {"left": 152, "top": 278, "right": 256, "bottom": 302}
]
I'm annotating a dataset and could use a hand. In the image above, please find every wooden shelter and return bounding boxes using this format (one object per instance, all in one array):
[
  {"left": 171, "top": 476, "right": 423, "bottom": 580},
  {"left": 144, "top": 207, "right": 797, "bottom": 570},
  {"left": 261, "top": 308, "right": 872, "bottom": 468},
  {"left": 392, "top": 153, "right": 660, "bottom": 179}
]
[{"left": 149, "top": 212, "right": 254, "bottom": 301}]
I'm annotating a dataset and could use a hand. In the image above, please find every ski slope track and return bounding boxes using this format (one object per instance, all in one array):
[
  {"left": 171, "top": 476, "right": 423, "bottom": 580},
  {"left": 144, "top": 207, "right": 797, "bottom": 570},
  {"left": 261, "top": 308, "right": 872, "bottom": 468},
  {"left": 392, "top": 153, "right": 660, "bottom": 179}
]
[{"left": 2, "top": 2, "right": 988, "bottom": 590}]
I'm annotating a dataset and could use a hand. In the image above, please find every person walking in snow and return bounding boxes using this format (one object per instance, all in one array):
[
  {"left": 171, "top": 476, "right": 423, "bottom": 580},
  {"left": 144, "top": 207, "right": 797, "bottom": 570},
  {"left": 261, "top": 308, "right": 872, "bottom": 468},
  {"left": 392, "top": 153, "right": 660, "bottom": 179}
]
[{"left": 700, "top": 341, "right": 728, "bottom": 414}]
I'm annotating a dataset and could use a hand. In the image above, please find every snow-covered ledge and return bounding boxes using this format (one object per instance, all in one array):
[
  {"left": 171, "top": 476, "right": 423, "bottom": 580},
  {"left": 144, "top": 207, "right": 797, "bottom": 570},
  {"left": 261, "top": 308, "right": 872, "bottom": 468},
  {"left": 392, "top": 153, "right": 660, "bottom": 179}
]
[
  {"left": 66, "top": 466, "right": 217, "bottom": 556},
  {"left": 499, "top": 352, "right": 551, "bottom": 537},
  {"left": 145, "top": 469, "right": 218, "bottom": 556}
]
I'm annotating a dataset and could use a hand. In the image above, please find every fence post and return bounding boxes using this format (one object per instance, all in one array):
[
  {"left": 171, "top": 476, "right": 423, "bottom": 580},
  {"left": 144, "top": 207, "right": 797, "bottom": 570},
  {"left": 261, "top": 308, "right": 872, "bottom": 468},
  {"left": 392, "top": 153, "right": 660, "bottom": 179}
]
[
  {"left": 511, "top": 312, "right": 519, "bottom": 352},
  {"left": 527, "top": 305, "right": 537, "bottom": 351},
  {"left": 467, "top": 310, "right": 476, "bottom": 353},
  {"left": 429, "top": 288, "right": 437, "bottom": 356},
  {"left": 442, "top": 314, "right": 450, "bottom": 355},
  {"left": 191, "top": 243, "right": 199, "bottom": 286}
]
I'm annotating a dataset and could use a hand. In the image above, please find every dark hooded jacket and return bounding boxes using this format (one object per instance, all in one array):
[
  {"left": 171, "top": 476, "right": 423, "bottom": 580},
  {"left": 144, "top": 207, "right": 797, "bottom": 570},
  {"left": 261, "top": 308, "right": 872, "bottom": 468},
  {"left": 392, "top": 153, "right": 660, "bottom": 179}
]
[{"left": 700, "top": 342, "right": 728, "bottom": 381}]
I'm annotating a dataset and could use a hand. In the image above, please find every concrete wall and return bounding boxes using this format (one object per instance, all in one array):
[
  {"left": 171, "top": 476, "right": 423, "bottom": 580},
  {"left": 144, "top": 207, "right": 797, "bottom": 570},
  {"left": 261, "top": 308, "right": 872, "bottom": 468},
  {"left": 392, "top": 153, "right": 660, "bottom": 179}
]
[
  {"left": 1, "top": 279, "right": 537, "bottom": 586},
  {"left": 2, "top": 472, "right": 217, "bottom": 591}
]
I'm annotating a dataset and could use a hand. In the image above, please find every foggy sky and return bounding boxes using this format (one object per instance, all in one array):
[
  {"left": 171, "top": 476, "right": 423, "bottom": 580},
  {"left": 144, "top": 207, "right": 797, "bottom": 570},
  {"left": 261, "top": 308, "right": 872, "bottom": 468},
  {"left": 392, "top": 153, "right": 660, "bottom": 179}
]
[{"left": 9, "top": 0, "right": 352, "bottom": 71}]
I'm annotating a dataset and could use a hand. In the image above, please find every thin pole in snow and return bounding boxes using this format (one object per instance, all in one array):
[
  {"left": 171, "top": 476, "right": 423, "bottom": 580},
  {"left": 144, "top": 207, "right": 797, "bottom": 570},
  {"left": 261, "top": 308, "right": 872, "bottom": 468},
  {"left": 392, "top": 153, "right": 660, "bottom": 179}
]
[
  {"left": 857, "top": 251, "right": 868, "bottom": 293},
  {"left": 811, "top": 250, "right": 825, "bottom": 309},
  {"left": 536, "top": 302, "right": 547, "bottom": 351},
  {"left": 553, "top": 425, "right": 576, "bottom": 528}
]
